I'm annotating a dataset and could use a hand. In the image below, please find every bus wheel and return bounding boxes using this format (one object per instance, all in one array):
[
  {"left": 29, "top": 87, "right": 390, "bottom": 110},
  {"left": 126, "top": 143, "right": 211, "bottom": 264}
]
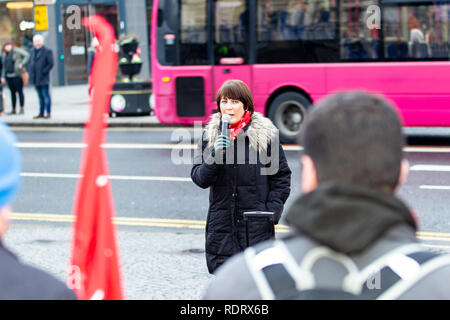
[{"left": 268, "top": 92, "right": 311, "bottom": 144}]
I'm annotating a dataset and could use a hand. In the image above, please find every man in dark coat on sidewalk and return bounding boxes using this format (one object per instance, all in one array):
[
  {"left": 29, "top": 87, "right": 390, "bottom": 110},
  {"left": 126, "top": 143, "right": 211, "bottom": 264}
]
[
  {"left": 204, "top": 91, "right": 450, "bottom": 300},
  {"left": 0, "top": 121, "right": 77, "bottom": 300},
  {"left": 29, "top": 34, "right": 54, "bottom": 119}
]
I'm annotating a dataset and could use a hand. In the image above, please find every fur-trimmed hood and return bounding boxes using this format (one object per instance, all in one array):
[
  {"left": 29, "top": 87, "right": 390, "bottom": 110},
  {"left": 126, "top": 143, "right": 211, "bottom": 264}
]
[{"left": 204, "top": 112, "right": 278, "bottom": 153}]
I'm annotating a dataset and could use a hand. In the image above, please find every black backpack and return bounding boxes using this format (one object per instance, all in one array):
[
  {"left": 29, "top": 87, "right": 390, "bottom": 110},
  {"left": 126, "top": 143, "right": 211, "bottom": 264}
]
[{"left": 244, "top": 240, "right": 450, "bottom": 299}]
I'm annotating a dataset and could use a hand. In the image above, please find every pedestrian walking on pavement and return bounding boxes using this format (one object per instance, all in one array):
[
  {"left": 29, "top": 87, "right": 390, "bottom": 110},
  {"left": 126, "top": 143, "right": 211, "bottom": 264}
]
[
  {"left": 0, "top": 121, "right": 77, "bottom": 299},
  {"left": 29, "top": 34, "right": 54, "bottom": 119},
  {"left": 191, "top": 79, "right": 292, "bottom": 274},
  {"left": 204, "top": 91, "right": 450, "bottom": 300},
  {"left": 1, "top": 41, "right": 29, "bottom": 115}
]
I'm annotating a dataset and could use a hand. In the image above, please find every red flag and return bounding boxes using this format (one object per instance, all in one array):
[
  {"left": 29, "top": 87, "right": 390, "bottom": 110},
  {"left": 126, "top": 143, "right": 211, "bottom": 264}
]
[{"left": 67, "top": 15, "right": 124, "bottom": 300}]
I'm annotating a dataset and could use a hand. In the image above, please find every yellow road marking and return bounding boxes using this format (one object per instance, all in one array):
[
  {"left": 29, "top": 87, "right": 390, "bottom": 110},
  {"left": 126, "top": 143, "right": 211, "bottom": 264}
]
[
  {"left": 10, "top": 212, "right": 290, "bottom": 231},
  {"left": 417, "top": 231, "right": 450, "bottom": 237},
  {"left": 9, "top": 213, "right": 450, "bottom": 242},
  {"left": 417, "top": 231, "right": 450, "bottom": 242},
  {"left": 417, "top": 236, "right": 450, "bottom": 242}
]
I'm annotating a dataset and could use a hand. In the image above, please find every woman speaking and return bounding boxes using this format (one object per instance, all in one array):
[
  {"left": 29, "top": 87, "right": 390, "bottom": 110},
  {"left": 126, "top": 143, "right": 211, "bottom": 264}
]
[{"left": 191, "top": 80, "right": 291, "bottom": 274}]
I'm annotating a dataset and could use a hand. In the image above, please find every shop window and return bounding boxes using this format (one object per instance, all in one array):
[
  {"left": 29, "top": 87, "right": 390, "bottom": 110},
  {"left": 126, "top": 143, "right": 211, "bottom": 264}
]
[{"left": 0, "top": 2, "right": 34, "bottom": 53}]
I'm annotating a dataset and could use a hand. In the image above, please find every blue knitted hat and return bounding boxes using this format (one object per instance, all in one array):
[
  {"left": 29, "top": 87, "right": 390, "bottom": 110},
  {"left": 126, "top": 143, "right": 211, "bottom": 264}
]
[{"left": 0, "top": 122, "right": 21, "bottom": 208}]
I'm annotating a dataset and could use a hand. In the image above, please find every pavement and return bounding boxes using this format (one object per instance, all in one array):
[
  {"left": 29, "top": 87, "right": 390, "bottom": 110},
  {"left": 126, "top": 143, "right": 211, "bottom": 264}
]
[
  {"left": 3, "top": 222, "right": 214, "bottom": 300},
  {"left": 0, "top": 83, "right": 163, "bottom": 128}
]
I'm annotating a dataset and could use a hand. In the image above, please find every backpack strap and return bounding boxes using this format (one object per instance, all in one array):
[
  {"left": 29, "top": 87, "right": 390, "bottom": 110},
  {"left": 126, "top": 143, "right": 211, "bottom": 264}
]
[
  {"left": 244, "top": 240, "right": 361, "bottom": 299},
  {"left": 375, "top": 251, "right": 450, "bottom": 299},
  {"left": 245, "top": 241, "right": 450, "bottom": 300},
  {"left": 245, "top": 241, "right": 299, "bottom": 300}
]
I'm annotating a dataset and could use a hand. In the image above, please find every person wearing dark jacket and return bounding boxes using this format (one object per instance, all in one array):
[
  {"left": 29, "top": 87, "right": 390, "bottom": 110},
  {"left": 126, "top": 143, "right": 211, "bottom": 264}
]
[
  {"left": 191, "top": 80, "right": 291, "bottom": 274},
  {"left": 204, "top": 91, "right": 450, "bottom": 299},
  {"left": 0, "top": 121, "right": 77, "bottom": 299},
  {"left": 1, "top": 42, "right": 29, "bottom": 115},
  {"left": 28, "top": 34, "right": 54, "bottom": 119}
]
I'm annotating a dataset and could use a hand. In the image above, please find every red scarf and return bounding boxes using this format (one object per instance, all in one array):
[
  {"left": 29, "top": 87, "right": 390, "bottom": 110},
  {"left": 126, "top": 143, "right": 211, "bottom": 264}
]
[{"left": 229, "top": 111, "right": 252, "bottom": 140}]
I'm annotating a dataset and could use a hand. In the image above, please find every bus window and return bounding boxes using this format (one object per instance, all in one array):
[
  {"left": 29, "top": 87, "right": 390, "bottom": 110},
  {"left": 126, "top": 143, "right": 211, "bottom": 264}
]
[
  {"left": 256, "top": 0, "right": 339, "bottom": 63},
  {"left": 340, "top": 0, "right": 382, "bottom": 61},
  {"left": 214, "top": 0, "right": 248, "bottom": 64},
  {"left": 180, "top": 0, "right": 209, "bottom": 65},
  {"left": 156, "top": 0, "right": 180, "bottom": 65},
  {"left": 383, "top": 3, "right": 449, "bottom": 60}
]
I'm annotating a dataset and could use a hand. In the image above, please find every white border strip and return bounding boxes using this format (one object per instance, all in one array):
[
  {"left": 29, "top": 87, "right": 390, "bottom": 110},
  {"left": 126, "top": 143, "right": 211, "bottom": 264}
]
[
  {"left": 420, "top": 185, "right": 450, "bottom": 190},
  {"left": 411, "top": 165, "right": 450, "bottom": 172}
]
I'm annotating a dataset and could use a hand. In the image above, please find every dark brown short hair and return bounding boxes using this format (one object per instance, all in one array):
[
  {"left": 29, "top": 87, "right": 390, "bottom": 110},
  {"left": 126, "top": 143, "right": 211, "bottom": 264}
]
[
  {"left": 216, "top": 80, "right": 254, "bottom": 114},
  {"left": 2, "top": 41, "right": 14, "bottom": 55},
  {"left": 300, "top": 91, "right": 405, "bottom": 191}
]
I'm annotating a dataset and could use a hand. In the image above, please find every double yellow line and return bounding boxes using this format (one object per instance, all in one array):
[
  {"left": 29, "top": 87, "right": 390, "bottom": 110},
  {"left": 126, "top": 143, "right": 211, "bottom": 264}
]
[
  {"left": 10, "top": 213, "right": 290, "bottom": 232},
  {"left": 10, "top": 213, "right": 205, "bottom": 230},
  {"left": 9, "top": 213, "right": 449, "bottom": 242},
  {"left": 417, "top": 231, "right": 450, "bottom": 242}
]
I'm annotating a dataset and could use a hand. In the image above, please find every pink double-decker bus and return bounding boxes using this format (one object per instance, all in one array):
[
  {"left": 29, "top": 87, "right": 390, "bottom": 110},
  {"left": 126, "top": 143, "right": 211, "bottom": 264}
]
[{"left": 151, "top": 0, "right": 450, "bottom": 143}]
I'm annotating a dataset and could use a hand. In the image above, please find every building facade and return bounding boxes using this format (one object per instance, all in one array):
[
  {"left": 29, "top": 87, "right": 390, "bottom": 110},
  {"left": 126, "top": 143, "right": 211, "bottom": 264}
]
[{"left": 0, "top": 0, "right": 153, "bottom": 86}]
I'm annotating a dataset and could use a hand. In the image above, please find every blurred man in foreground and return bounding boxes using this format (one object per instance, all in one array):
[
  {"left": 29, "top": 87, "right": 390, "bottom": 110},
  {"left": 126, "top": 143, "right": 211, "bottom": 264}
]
[
  {"left": 204, "top": 91, "right": 450, "bottom": 300},
  {"left": 0, "top": 121, "right": 76, "bottom": 299}
]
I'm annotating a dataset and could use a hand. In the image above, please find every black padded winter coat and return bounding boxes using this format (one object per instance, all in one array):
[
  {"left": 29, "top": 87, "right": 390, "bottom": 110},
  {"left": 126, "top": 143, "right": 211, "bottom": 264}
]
[{"left": 191, "top": 112, "right": 291, "bottom": 273}]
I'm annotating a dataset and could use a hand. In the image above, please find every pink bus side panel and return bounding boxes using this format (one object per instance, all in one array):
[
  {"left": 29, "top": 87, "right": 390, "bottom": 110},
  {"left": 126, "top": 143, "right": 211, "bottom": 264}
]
[
  {"left": 326, "top": 62, "right": 450, "bottom": 126},
  {"left": 153, "top": 65, "right": 214, "bottom": 124}
]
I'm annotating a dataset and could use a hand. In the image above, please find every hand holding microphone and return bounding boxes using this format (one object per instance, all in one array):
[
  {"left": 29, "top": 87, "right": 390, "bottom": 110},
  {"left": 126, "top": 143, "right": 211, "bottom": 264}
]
[{"left": 214, "top": 114, "right": 231, "bottom": 157}]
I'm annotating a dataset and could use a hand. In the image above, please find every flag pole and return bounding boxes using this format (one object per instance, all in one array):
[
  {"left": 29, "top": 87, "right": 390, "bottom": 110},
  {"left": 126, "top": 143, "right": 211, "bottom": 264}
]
[{"left": 68, "top": 15, "right": 124, "bottom": 300}]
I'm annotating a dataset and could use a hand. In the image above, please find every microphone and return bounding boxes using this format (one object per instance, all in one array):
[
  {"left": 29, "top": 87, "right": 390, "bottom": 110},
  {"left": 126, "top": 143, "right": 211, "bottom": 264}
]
[
  {"left": 220, "top": 114, "right": 231, "bottom": 155},
  {"left": 221, "top": 114, "right": 231, "bottom": 137}
]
